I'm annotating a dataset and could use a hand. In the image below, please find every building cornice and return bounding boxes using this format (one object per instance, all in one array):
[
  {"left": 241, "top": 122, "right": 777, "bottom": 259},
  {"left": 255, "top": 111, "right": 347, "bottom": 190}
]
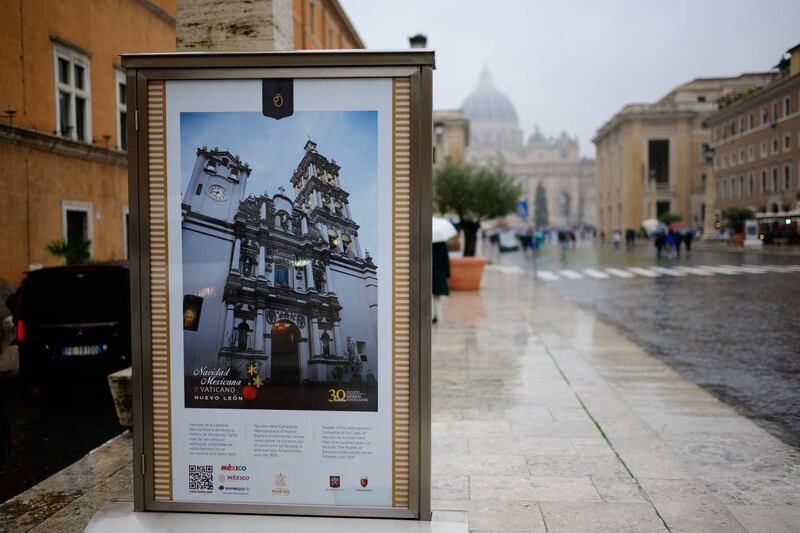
[
  {"left": 707, "top": 73, "right": 800, "bottom": 126},
  {"left": 133, "top": 0, "right": 176, "bottom": 26},
  {"left": 329, "top": 0, "right": 365, "bottom": 49},
  {"left": 0, "top": 123, "right": 127, "bottom": 167},
  {"left": 593, "top": 107, "right": 708, "bottom": 144}
]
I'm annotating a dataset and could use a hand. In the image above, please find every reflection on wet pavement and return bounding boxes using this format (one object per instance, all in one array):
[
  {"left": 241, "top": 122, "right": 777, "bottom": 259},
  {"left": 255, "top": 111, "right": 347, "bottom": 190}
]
[
  {"left": 0, "top": 377, "right": 124, "bottom": 503},
  {"left": 432, "top": 268, "right": 800, "bottom": 531},
  {"left": 495, "top": 243, "right": 800, "bottom": 449},
  {"left": 2, "top": 265, "right": 799, "bottom": 531}
]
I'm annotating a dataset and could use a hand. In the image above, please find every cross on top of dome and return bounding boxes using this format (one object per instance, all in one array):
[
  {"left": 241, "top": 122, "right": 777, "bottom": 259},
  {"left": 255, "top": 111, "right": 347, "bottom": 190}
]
[
  {"left": 479, "top": 66, "right": 493, "bottom": 86},
  {"left": 461, "top": 67, "right": 519, "bottom": 125}
]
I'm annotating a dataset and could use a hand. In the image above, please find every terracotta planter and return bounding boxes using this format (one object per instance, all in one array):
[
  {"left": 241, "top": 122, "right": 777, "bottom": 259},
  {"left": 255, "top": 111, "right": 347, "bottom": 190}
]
[
  {"left": 733, "top": 233, "right": 745, "bottom": 247},
  {"left": 449, "top": 256, "right": 488, "bottom": 291}
]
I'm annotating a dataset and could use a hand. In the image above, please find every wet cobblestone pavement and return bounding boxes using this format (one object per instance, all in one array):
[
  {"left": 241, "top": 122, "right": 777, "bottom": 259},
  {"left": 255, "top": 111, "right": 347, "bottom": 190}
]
[
  {"left": 555, "top": 268, "right": 800, "bottom": 449},
  {"left": 2, "top": 268, "right": 799, "bottom": 531},
  {"left": 0, "top": 376, "right": 124, "bottom": 503},
  {"left": 429, "top": 270, "right": 800, "bottom": 531},
  {"left": 496, "top": 242, "right": 800, "bottom": 449}
]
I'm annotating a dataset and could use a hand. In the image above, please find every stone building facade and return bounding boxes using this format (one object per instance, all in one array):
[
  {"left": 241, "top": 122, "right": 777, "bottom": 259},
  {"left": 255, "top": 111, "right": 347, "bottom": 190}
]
[
  {"left": 177, "top": 0, "right": 363, "bottom": 52},
  {"left": 0, "top": 0, "right": 176, "bottom": 285},
  {"left": 433, "top": 109, "right": 469, "bottom": 171},
  {"left": 461, "top": 69, "right": 595, "bottom": 229},
  {"left": 705, "top": 44, "right": 800, "bottom": 240},
  {"left": 181, "top": 141, "right": 378, "bottom": 384},
  {"left": 594, "top": 73, "right": 776, "bottom": 238},
  {"left": 0, "top": 0, "right": 365, "bottom": 286}
]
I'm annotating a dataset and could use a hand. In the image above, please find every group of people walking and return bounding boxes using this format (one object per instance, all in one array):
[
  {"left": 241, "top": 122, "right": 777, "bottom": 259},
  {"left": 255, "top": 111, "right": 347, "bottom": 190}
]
[{"left": 654, "top": 228, "right": 694, "bottom": 258}]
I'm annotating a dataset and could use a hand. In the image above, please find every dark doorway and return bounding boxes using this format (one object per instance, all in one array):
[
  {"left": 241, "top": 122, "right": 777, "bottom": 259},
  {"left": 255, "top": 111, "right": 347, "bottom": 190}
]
[
  {"left": 271, "top": 321, "right": 300, "bottom": 384},
  {"left": 648, "top": 139, "right": 669, "bottom": 184},
  {"left": 656, "top": 201, "right": 671, "bottom": 219}
]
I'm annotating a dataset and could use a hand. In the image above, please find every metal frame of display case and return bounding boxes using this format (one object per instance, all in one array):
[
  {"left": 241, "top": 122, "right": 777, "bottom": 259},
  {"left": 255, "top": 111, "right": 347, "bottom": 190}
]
[{"left": 123, "top": 50, "right": 433, "bottom": 520}]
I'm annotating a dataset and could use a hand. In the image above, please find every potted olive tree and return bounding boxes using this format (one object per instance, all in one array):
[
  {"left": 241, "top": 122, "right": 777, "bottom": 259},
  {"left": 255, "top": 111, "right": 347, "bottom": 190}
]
[
  {"left": 434, "top": 162, "right": 520, "bottom": 290},
  {"left": 723, "top": 207, "right": 754, "bottom": 246}
]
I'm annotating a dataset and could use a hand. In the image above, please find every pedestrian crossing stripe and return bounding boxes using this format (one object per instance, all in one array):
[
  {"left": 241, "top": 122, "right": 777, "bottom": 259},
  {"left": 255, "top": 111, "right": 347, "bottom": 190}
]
[
  {"left": 605, "top": 268, "right": 635, "bottom": 278},
  {"left": 583, "top": 268, "right": 611, "bottom": 279},
  {"left": 747, "top": 264, "right": 800, "bottom": 272},
  {"left": 723, "top": 265, "right": 767, "bottom": 274},
  {"left": 672, "top": 266, "right": 714, "bottom": 276},
  {"left": 529, "top": 264, "right": 800, "bottom": 282},
  {"left": 650, "top": 266, "right": 686, "bottom": 276},
  {"left": 558, "top": 269, "right": 584, "bottom": 279},
  {"left": 485, "top": 264, "right": 526, "bottom": 274},
  {"left": 536, "top": 270, "right": 560, "bottom": 281},
  {"left": 695, "top": 265, "right": 741, "bottom": 275},
  {"left": 628, "top": 267, "right": 659, "bottom": 277}
]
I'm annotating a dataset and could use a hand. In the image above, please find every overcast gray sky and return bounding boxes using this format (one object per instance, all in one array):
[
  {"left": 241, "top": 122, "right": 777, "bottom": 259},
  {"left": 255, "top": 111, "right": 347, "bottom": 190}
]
[
  {"left": 180, "top": 111, "right": 378, "bottom": 254},
  {"left": 341, "top": 0, "right": 800, "bottom": 157}
]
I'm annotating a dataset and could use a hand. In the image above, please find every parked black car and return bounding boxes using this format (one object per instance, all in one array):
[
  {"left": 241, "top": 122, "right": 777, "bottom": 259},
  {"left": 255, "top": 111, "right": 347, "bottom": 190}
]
[{"left": 7, "top": 263, "right": 131, "bottom": 381}]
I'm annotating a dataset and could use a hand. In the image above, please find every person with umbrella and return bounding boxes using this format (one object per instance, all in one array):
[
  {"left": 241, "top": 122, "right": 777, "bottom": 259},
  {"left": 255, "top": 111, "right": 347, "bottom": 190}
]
[{"left": 432, "top": 217, "right": 457, "bottom": 324}]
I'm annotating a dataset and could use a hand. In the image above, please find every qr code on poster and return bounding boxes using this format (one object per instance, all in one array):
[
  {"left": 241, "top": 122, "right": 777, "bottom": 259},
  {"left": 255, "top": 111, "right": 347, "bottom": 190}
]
[{"left": 188, "top": 464, "right": 213, "bottom": 492}]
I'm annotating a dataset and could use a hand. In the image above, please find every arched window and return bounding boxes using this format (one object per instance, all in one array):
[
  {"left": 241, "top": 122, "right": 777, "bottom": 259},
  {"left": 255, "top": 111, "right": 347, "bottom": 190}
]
[
  {"left": 328, "top": 228, "right": 339, "bottom": 250},
  {"left": 275, "top": 265, "right": 290, "bottom": 287}
]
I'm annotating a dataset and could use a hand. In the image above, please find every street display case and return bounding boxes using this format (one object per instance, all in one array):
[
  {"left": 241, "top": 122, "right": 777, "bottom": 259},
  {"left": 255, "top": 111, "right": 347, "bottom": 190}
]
[{"left": 122, "top": 51, "right": 433, "bottom": 519}]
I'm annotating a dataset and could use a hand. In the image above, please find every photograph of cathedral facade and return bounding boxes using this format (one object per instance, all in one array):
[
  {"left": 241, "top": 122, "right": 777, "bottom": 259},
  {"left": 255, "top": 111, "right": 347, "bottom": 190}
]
[
  {"left": 180, "top": 135, "right": 378, "bottom": 411},
  {"left": 462, "top": 69, "right": 595, "bottom": 228}
]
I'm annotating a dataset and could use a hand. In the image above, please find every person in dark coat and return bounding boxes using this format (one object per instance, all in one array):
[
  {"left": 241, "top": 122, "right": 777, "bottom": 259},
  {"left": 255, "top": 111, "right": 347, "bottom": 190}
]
[
  {"left": 674, "top": 231, "right": 683, "bottom": 258},
  {"left": 654, "top": 232, "right": 666, "bottom": 258},
  {"left": 432, "top": 241, "right": 450, "bottom": 324}
]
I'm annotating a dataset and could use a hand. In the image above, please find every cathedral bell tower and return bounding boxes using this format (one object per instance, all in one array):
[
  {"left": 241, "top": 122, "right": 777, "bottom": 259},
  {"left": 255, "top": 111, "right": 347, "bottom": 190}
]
[
  {"left": 290, "top": 139, "right": 363, "bottom": 258},
  {"left": 182, "top": 147, "right": 251, "bottom": 223}
]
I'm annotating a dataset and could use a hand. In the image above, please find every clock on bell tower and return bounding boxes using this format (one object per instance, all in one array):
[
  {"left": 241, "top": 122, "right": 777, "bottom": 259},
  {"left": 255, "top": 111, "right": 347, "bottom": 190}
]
[{"left": 182, "top": 147, "right": 251, "bottom": 223}]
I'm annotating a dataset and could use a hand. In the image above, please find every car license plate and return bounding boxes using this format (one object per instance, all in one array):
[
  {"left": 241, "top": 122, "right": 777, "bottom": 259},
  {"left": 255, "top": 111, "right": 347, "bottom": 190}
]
[{"left": 62, "top": 345, "right": 102, "bottom": 356}]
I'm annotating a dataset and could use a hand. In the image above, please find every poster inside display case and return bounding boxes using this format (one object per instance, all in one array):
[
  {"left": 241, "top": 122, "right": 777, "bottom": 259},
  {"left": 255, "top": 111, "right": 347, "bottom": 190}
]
[{"left": 123, "top": 52, "right": 432, "bottom": 519}]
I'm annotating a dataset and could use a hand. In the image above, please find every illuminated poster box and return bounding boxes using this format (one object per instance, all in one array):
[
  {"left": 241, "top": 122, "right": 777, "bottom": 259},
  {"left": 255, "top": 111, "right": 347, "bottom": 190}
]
[{"left": 122, "top": 51, "right": 433, "bottom": 519}]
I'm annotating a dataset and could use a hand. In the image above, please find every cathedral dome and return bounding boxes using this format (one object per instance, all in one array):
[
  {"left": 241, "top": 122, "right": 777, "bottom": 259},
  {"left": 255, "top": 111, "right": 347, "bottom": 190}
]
[{"left": 462, "top": 68, "right": 519, "bottom": 125}]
